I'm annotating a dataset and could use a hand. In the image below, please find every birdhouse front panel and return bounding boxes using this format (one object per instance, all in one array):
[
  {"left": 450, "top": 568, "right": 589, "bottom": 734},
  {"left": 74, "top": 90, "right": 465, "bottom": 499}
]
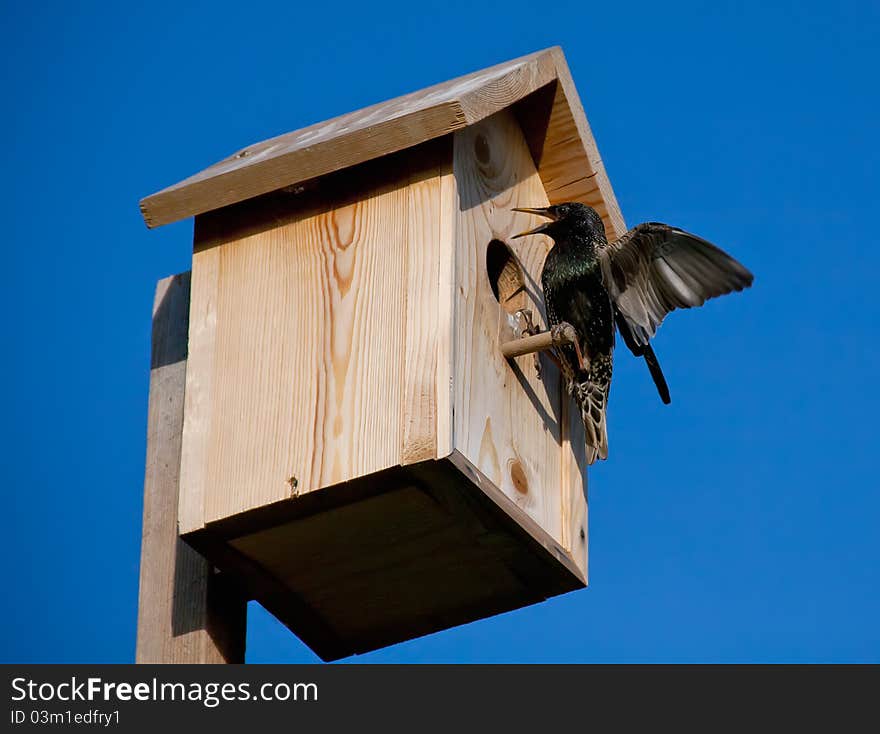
[{"left": 179, "top": 143, "right": 455, "bottom": 533}]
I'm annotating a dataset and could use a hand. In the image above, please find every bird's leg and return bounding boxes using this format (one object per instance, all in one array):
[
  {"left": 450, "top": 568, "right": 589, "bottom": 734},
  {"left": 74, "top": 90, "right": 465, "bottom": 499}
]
[
  {"left": 527, "top": 319, "right": 546, "bottom": 378},
  {"left": 549, "top": 322, "right": 586, "bottom": 372},
  {"left": 572, "top": 338, "right": 587, "bottom": 373},
  {"left": 516, "top": 308, "right": 539, "bottom": 337}
]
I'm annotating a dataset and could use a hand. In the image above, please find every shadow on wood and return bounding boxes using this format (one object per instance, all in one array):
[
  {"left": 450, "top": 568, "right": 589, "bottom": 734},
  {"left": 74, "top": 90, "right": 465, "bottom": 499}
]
[{"left": 137, "top": 273, "right": 247, "bottom": 664}]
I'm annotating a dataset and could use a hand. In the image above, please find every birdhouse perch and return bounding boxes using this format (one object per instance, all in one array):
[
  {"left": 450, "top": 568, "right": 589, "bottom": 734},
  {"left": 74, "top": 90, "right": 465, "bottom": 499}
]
[{"left": 138, "top": 47, "right": 625, "bottom": 661}]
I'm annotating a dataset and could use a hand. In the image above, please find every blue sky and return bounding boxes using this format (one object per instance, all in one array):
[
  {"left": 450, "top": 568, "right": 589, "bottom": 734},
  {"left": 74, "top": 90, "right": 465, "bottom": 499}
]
[{"left": 1, "top": 0, "right": 878, "bottom": 663}]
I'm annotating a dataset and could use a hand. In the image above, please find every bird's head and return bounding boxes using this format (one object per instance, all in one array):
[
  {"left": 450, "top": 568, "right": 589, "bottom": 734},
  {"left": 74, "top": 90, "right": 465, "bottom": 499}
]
[{"left": 512, "top": 202, "right": 605, "bottom": 242}]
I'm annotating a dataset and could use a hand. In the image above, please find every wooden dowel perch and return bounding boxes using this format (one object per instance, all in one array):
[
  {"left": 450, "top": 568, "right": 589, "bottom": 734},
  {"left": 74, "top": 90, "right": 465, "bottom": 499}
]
[{"left": 501, "top": 322, "right": 579, "bottom": 359}]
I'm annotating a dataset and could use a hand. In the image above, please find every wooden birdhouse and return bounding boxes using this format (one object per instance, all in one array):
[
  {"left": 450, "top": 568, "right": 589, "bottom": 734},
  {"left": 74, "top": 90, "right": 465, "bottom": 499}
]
[{"left": 139, "top": 47, "right": 625, "bottom": 661}]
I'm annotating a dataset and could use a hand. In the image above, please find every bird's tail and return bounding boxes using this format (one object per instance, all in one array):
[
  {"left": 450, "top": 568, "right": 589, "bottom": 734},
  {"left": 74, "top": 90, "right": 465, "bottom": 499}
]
[
  {"left": 642, "top": 344, "right": 671, "bottom": 405},
  {"left": 614, "top": 307, "right": 671, "bottom": 405},
  {"left": 574, "top": 380, "right": 609, "bottom": 465}
]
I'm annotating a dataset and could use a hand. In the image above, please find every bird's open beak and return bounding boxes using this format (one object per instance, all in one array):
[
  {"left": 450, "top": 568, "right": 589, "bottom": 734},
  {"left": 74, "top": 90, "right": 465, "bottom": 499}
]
[{"left": 511, "top": 207, "right": 556, "bottom": 238}]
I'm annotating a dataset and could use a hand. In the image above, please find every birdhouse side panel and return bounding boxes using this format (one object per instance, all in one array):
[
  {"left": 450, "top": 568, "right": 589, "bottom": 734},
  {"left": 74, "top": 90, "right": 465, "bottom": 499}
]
[
  {"left": 179, "top": 148, "right": 453, "bottom": 532},
  {"left": 452, "top": 109, "right": 586, "bottom": 551}
]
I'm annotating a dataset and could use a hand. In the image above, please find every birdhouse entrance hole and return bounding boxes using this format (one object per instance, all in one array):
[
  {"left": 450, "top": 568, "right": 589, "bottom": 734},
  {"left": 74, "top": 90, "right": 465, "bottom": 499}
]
[{"left": 487, "top": 239, "right": 526, "bottom": 314}]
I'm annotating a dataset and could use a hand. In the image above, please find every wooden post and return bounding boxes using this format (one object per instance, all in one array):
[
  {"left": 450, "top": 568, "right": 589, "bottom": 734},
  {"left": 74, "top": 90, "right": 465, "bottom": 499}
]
[{"left": 136, "top": 272, "right": 247, "bottom": 663}]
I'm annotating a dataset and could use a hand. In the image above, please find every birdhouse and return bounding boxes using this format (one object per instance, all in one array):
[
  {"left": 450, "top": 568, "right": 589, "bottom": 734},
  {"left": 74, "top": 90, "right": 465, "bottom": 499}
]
[{"left": 140, "top": 47, "right": 625, "bottom": 661}]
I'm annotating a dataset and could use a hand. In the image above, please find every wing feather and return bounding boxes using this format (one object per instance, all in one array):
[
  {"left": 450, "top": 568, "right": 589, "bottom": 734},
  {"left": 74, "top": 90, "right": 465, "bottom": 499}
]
[{"left": 599, "top": 223, "right": 753, "bottom": 346}]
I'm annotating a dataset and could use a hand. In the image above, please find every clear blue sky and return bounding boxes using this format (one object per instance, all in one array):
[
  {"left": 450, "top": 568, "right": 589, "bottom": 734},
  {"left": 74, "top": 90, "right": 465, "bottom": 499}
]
[{"left": 2, "top": 0, "right": 878, "bottom": 663}]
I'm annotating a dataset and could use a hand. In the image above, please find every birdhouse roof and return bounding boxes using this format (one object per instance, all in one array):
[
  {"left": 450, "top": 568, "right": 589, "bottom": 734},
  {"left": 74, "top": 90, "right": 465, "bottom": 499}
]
[{"left": 139, "top": 46, "right": 624, "bottom": 239}]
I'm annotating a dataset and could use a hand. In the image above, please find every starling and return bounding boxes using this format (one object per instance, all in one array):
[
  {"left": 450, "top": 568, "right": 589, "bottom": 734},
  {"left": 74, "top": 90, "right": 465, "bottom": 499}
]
[{"left": 513, "top": 203, "right": 753, "bottom": 464}]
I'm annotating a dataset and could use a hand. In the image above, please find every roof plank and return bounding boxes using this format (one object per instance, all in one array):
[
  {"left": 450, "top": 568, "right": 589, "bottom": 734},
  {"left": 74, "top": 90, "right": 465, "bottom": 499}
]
[{"left": 140, "top": 47, "right": 625, "bottom": 238}]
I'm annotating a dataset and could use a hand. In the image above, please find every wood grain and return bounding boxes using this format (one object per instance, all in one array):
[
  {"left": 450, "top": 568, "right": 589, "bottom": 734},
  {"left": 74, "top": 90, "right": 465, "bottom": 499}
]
[
  {"left": 445, "top": 451, "right": 586, "bottom": 584},
  {"left": 513, "top": 58, "right": 625, "bottom": 241},
  {"left": 140, "top": 46, "right": 623, "bottom": 241},
  {"left": 178, "top": 250, "right": 219, "bottom": 533},
  {"left": 452, "top": 109, "right": 582, "bottom": 547},
  {"left": 545, "top": 49, "right": 625, "bottom": 240},
  {"left": 140, "top": 50, "right": 555, "bottom": 228},
  {"left": 136, "top": 273, "right": 246, "bottom": 663},
  {"left": 560, "top": 391, "right": 589, "bottom": 581},
  {"left": 400, "top": 146, "right": 454, "bottom": 465},
  {"left": 435, "top": 166, "right": 457, "bottom": 459},
  {"left": 180, "top": 147, "right": 454, "bottom": 530}
]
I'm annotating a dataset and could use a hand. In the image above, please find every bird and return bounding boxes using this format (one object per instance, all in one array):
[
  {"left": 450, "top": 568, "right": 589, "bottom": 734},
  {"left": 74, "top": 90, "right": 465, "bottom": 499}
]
[{"left": 512, "top": 202, "right": 753, "bottom": 464}]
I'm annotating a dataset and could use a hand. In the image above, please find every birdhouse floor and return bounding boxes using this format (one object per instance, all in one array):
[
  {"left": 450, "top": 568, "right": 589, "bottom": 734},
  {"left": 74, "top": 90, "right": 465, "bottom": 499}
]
[{"left": 185, "top": 452, "right": 585, "bottom": 661}]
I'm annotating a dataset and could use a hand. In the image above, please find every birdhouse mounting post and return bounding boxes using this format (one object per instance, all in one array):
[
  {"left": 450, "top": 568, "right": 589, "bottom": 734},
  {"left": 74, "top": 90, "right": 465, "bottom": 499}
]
[{"left": 136, "top": 273, "right": 247, "bottom": 663}]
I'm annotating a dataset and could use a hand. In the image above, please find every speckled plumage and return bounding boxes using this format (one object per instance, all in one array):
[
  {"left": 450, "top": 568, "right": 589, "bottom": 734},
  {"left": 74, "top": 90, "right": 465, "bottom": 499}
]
[
  {"left": 514, "top": 202, "right": 754, "bottom": 464},
  {"left": 539, "top": 206, "right": 615, "bottom": 464}
]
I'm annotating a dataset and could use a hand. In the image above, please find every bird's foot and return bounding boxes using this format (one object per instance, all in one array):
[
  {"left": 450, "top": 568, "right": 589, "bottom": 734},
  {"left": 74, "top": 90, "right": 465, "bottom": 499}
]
[
  {"left": 513, "top": 309, "right": 546, "bottom": 379},
  {"left": 515, "top": 308, "right": 539, "bottom": 337},
  {"left": 549, "top": 322, "right": 586, "bottom": 371}
]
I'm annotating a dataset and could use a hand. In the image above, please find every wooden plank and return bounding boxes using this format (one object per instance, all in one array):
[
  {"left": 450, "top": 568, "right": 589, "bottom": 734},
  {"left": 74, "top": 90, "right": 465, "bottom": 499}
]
[
  {"left": 400, "top": 143, "right": 452, "bottom": 465},
  {"left": 545, "top": 49, "right": 626, "bottom": 240},
  {"left": 183, "top": 526, "right": 348, "bottom": 661},
  {"left": 514, "top": 52, "right": 626, "bottom": 241},
  {"left": 451, "top": 109, "right": 574, "bottom": 546},
  {"left": 435, "top": 160, "right": 457, "bottom": 459},
  {"left": 230, "top": 487, "right": 466, "bottom": 601},
  {"left": 140, "top": 49, "right": 557, "bottom": 228},
  {"left": 136, "top": 273, "right": 247, "bottom": 663},
  {"left": 180, "top": 150, "right": 456, "bottom": 529},
  {"left": 441, "top": 451, "right": 586, "bottom": 585},
  {"left": 214, "top": 455, "right": 583, "bottom": 660},
  {"left": 560, "top": 388, "right": 589, "bottom": 582},
  {"left": 178, "top": 249, "right": 219, "bottom": 534},
  {"left": 139, "top": 47, "right": 625, "bottom": 238}
]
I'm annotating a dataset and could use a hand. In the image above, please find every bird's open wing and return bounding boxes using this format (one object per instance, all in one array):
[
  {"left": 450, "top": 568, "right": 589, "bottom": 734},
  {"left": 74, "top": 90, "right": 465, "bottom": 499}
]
[{"left": 598, "top": 222, "right": 753, "bottom": 346}]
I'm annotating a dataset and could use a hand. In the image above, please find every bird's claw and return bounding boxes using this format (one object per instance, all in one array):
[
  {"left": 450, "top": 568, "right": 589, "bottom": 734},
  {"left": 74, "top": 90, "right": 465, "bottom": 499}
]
[
  {"left": 553, "top": 323, "right": 585, "bottom": 371},
  {"left": 515, "top": 309, "right": 547, "bottom": 380},
  {"left": 515, "top": 308, "right": 539, "bottom": 337}
]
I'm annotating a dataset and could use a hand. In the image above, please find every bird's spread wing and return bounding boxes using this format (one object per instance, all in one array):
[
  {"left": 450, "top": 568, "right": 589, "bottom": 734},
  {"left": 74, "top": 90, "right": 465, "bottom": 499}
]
[{"left": 598, "top": 223, "right": 753, "bottom": 346}]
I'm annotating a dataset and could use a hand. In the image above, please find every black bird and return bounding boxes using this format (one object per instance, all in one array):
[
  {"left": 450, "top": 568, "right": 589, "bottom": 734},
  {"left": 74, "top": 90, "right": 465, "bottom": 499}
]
[{"left": 513, "top": 202, "right": 753, "bottom": 464}]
